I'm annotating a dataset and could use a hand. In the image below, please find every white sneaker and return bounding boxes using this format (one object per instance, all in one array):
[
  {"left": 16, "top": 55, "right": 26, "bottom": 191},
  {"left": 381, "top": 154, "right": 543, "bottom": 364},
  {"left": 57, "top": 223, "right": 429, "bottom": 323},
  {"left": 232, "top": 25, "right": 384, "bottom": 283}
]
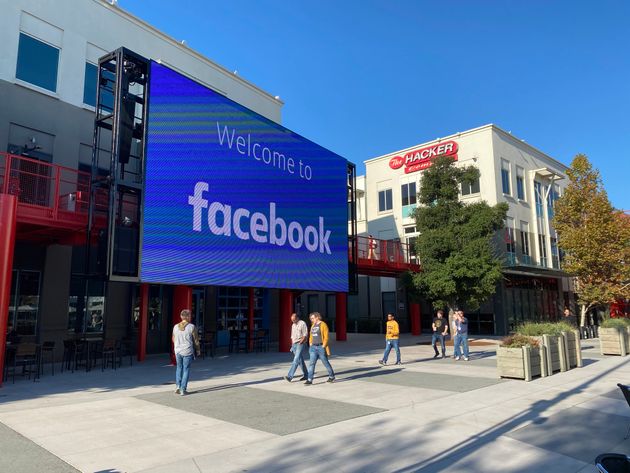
[
  {"left": 180, "top": 390, "right": 186, "bottom": 396},
  {"left": 454, "top": 356, "right": 460, "bottom": 361},
  {"left": 463, "top": 357, "right": 469, "bottom": 361}
]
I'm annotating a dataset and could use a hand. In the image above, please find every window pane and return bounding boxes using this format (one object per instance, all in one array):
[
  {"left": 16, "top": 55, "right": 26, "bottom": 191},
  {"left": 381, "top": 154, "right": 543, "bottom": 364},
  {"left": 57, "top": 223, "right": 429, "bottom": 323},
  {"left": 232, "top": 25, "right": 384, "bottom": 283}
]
[
  {"left": 516, "top": 177, "right": 524, "bottom": 199},
  {"left": 386, "top": 189, "right": 392, "bottom": 210},
  {"left": 378, "top": 191, "right": 385, "bottom": 212},
  {"left": 501, "top": 169, "right": 510, "bottom": 194},
  {"left": 401, "top": 184, "right": 409, "bottom": 206},
  {"left": 15, "top": 271, "right": 41, "bottom": 336},
  {"left": 409, "top": 182, "right": 417, "bottom": 205},
  {"left": 83, "top": 62, "right": 97, "bottom": 106},
  {"left": 16, "top": 33, "right": 59, "bottom": 92},
  {"left": 470, "top": 178, "right": 480, "bottom": 194}
]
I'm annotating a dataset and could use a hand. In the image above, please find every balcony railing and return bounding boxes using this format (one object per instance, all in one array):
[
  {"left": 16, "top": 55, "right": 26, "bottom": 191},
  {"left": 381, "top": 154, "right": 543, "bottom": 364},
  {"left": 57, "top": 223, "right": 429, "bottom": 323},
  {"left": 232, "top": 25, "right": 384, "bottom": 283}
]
[
  {"left": 0, "top": 152, "right": 106, "bottom": 230},
  {"left": 352, "top": 235, "right": 420, "bottom": 275}
]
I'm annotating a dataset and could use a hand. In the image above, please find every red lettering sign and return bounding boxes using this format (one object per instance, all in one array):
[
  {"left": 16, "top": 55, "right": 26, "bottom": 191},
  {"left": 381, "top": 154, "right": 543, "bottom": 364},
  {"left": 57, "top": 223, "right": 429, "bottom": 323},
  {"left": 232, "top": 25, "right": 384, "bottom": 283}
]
[{"left": 388, "top": 141, "right": 459, "bottom": 173}]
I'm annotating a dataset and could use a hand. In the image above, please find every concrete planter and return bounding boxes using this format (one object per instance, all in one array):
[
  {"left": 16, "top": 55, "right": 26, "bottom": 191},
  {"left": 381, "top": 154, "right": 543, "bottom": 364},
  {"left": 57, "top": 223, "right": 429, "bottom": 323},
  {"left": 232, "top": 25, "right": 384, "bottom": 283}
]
[
  {"left": 533, "top": 335, "right": 566, "bottom": 374},
  {"left": 599, "top": 327, "right": 628, "bottom": 356},
  {"left": 497, "top": 345, "right": 541, "bottom": 382},
  {"left": 562, "top": 330, "right": 583, "bottom": 368}
]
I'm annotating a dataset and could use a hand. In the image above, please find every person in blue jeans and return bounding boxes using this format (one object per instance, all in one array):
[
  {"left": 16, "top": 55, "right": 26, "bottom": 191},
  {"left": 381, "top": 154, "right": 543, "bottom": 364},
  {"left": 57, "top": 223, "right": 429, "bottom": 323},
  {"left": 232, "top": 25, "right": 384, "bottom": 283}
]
[
  {"left": 379, "top": 313, "right": 401, "bottom": 365},
  {"left": 305, "top": 312, "right": 335, "bottom": 384},
  {"left": 172, "top": 309, "right": 200, "bottom": 395},
  {"left": 285, "top": 313, "right": 308, "bottom": 382},
  {"left": 452, "top": 310, "right": 470, "bottom": 361},
  {"left": 431, "top": 310, "right": 449, "bottom": 359}
]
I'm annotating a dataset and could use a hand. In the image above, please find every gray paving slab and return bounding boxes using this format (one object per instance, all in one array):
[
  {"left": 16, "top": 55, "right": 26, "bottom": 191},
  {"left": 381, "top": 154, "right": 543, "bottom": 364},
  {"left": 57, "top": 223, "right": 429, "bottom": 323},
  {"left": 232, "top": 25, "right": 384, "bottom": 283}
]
[
  {"left": 345, "top": 367, "right": 505, "bottom": 392},
  {"left": 137, "top": 385, "right": 385, "bottom": 435},
  {"left": 507, "top": 406, "right": 630, "bottom": 463},
  {"left": 0, "top": 421, "right": 80, "bottom": 473}
]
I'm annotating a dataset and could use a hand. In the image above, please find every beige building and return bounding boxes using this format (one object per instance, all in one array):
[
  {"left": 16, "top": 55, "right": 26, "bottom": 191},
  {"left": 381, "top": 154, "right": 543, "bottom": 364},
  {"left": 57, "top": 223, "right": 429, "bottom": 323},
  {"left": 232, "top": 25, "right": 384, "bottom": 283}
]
[{"left": 353, "top": 124, "right": 574, "bottom": 335}]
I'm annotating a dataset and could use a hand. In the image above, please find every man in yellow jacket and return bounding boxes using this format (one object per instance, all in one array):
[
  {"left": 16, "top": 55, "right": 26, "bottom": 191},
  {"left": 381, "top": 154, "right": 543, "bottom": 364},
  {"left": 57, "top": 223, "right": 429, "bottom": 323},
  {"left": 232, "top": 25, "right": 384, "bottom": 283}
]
[
  {"left": 379, "top": 313, "right": 401, "bottom": 365},
  {"left": 305, "top": 312, "right": 335, "bottom": 385}
]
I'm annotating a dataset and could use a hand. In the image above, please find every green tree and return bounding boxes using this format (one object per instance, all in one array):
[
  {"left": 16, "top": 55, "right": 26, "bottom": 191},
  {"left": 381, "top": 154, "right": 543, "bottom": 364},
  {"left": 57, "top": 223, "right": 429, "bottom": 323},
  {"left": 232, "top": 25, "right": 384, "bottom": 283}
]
[
  {"left": 553, "top": 154, "right": 630, "bottom": 326},
  {"left": 411, "top": 155, "right": 508, "bottom": 318}
]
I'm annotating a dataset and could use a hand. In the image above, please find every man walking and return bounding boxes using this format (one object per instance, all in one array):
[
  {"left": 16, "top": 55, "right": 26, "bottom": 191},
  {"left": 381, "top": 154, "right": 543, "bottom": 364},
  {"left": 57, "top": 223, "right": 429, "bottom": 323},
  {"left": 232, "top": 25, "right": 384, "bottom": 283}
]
[
  {"left": 305, "top": 312, "right": 335, "bottom": 385},
  {"left": 452, "top": 310, "right": 470, "bottom": 361},
  {"left": 285, "top": 313, "right": 308, "bottom": 382},
  {"left": 379, "top": 313, "right": 401, "bottom": 365},
  {"left": 431, "top": 310, "right": 448, "bottom": 358},
  {"left": 172, "top": 309, "right": 200, "bottom": 395}
]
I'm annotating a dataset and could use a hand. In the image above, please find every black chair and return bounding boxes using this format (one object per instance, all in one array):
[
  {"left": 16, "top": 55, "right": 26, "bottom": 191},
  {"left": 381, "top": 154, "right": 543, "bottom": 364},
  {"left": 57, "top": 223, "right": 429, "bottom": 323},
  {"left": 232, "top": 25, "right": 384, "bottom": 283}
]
[
  {"left": 119, "top": 337, "right": 134, "bottom": 367},
  {"left": 228, "top": 330, "right": 248, "bottom": 353},
  {"left": 617, "top": 384, "right": 630, "bottom": 440},
  {"left": 252, "top": 329, "right": 269, "bottom": 353},
  {"left": 595, "top": 453, "right": 630, "bottom": 473},
  {"left": 3, "top": 345, "right": 16, "bottom": 381},
  {"left": 40, "top": 341, "right": 55, "bottom": 376},
  {"left": 101, "top": 339, "right": 118, "bottom": 371},
  {"left": 11, "top": 343, "right": 39, "bottom": 383},
  {"left": 61, "top": 339, "right": 76, "bottom": 373},
  {"left": 201, "top": 331, "right": 215, "bottom": 358}
]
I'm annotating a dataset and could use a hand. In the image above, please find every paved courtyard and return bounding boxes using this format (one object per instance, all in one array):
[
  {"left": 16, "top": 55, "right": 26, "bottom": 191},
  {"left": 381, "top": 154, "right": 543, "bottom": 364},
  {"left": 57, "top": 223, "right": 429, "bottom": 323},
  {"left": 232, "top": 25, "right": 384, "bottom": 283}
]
[{"left": 0, "top": 334, "right": 628, "bottom": 473}]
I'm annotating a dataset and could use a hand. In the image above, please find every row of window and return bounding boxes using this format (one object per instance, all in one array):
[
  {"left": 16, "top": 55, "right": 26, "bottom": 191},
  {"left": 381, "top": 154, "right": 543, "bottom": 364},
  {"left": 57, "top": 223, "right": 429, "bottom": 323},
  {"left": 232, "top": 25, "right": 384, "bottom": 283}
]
[
  {"left": 377, "top": 177, "right": 480, "bottom": 213},
  {"left": 501, "top": 159, "right": 560, "bottom": 216},
  {"left": 16, "top": 31, "right": 104, "bottom": 108},
  {"left": 505, "top": 218, "right": 560, "bottom": 269}
]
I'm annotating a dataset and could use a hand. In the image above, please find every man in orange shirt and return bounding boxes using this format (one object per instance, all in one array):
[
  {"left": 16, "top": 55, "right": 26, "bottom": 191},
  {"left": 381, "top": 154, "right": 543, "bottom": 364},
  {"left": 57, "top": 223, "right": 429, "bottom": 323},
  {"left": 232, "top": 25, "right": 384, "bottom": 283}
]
[{"left": 379, "top": 313, "right": 401, "bottom": 366}]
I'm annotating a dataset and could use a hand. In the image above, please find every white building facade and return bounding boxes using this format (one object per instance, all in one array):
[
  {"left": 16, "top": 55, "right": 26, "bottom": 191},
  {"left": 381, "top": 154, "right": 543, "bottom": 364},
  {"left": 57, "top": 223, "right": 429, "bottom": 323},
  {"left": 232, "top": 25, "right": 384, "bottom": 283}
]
[{"left": 354, "top": 124, "right": 573, "bottom": 335}]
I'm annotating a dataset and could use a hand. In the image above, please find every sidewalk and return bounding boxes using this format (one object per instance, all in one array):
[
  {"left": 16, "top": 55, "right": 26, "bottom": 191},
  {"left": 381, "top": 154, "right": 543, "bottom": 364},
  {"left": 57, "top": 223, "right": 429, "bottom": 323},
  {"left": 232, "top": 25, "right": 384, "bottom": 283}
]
[{"left": 0, "top": 334, "right": 628, "bottom": 473}]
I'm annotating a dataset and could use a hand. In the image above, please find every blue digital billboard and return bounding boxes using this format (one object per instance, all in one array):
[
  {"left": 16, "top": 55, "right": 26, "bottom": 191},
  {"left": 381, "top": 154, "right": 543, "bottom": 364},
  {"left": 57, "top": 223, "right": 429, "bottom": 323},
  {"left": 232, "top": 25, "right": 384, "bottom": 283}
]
[{"left": 141, "top": 61, "right": 348, "bottom": 291}]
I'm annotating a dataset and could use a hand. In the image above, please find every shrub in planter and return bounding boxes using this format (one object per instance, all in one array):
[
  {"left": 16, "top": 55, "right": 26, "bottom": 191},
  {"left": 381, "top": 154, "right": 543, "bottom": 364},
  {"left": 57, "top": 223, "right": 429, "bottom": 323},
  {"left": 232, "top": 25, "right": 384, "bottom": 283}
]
[
  {"left": 517, "top": 322, "right": 568, "bottom": 373},
  {"left": 599, "top": 318, "right": 630, "bottom": 356},
  {"left": 497, "top": 335, "right": 541, "bottom": 381}
]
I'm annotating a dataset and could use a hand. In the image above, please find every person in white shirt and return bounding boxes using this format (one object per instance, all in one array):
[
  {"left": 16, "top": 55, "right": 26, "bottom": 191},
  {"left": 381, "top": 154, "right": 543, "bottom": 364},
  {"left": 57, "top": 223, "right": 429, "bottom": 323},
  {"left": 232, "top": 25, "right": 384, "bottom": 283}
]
[
  {"left": 284, "top": 313, "right": 308, "bottom": 382},
  {"left": 172, "top": 309, "right": 200, "bottom": 395}
]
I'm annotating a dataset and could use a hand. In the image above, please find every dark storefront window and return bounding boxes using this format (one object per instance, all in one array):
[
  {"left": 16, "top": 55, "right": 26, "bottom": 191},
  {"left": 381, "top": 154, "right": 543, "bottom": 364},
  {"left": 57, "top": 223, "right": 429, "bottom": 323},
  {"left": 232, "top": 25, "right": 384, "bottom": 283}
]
[
  {"left": 9, "top": 270, "right": 41, "bottom": 336},
  {"left": 217, "top": 287, "right": 263, "bottom": 331},
  {"left": 67, "top": 278, "right": 105, "bottom": 333},
  {"left": 504, "top": 275, "right": 561, "bottom": 332},
  {"left": 83, "top": 62, "right": 97, "bottom": 106}
]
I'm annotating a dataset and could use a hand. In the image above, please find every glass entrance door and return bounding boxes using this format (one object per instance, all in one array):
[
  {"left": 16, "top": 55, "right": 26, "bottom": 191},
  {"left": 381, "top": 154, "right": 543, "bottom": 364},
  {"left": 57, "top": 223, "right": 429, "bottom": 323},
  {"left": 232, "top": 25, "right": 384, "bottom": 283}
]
[{"left": 192, "top": 288, "right": 205, "bottom": 332}]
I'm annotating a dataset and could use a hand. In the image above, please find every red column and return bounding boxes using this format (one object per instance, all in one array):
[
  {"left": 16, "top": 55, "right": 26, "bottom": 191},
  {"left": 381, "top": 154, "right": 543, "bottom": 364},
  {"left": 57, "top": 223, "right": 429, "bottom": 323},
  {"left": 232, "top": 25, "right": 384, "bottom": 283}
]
[
  {"left": 137, "top": 283, "right": 149, "bottom": 362},
  {"left": 278, "top": 289, "right": 292, "bottom": 352},
  {"left": 248, "top": 287, "right": 255, "bottom": 351},
  {"left": 335, "top": 292, "right": 347, "bottom": 341},
  {"left": 410, "top": 302, "right": 421, "bottom": 336},
  {"left": 171, "top": 285, "right": 192, "bottom": 364},
  {"left": 0, "top": 195, "right": 17, "bottom": 388}
]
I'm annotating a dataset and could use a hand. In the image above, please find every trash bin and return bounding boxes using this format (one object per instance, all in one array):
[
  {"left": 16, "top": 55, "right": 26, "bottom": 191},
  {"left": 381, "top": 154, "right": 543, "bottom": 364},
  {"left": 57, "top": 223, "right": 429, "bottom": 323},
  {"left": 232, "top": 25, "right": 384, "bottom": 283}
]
[{"left": 595, "top": 453, "right": 630, "bottom": 473}]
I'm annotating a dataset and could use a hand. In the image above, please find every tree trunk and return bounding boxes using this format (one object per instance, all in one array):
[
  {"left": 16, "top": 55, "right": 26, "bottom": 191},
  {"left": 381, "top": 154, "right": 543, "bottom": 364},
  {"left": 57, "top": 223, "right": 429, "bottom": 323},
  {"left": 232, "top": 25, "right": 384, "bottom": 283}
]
[{"left": 580, "top": 305, "right": 587, "bottom": 327}]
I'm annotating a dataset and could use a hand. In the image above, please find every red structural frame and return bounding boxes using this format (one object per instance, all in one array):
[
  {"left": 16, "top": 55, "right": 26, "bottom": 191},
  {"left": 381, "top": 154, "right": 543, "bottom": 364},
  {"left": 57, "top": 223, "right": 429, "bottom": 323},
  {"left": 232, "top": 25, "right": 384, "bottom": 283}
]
[{"left": 0, "top": 194, "right": 18, "bottom": 388}]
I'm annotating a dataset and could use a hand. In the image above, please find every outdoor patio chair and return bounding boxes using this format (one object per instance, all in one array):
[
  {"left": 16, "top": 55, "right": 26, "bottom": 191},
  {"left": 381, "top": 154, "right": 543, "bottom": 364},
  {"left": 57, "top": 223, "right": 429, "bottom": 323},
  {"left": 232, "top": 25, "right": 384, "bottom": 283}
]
[
  {"left": 101, "top": 339, "right": 118, "bottom": 371},
  {"left": 40, "top": 341, "right": 55, "bottom": 376},
  {"left": 617, "top": 384, "right": 630, "bottom": 440},
  {"left": 201, "top": 331, "right": 215, "bottom": 358},
  {"left": 595, "top": 453, "right": 630, "bottom": 473},
  {"left": 252, "top": 329, "right": 269, "bottom": 353},
  {"left": 228, "top": 330, "right": 248, "bottom": 353},
  {"left": 61, "top": 339, "right": 76, "bottom": 373},
  {"left": 119, "top": 337, "right": 134, "bottom": 367},
  {"left": 12, "top": 343, "right": 39, "bottom": 383}
]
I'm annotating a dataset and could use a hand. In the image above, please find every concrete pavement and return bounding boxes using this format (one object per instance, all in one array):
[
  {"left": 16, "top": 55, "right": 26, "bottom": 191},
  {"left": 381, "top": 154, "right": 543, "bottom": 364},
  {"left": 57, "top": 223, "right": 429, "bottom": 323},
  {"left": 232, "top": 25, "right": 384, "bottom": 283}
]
[{"left": 0, "top": 334, "right": 628, "bottom": 473}]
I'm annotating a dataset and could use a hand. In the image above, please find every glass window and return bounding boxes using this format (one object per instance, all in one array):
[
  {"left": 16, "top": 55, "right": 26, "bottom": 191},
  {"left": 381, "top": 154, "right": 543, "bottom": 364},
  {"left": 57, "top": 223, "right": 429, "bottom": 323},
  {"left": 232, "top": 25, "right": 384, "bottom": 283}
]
[
  {"left": 83, "top": 62, "right": 97, "bottom": 106},
  {"left": 538, "top": 234, "right": 548, "bottom": 267},
  {"left": 551, "top": 237, "right": 560, "bottom": 269},
  {"left": 461, "top": 178, "right": 480, "bottom": 196},
  {"left": 516, "top": 167, "right": 525, "bottom": 200},
  {"left": 378, "top": 189, "right": 392, "bottom": 212},
  {"left": 520, "top": 221, "right": 531, "bottom": 264},
  {"left": 501, "top": 160, "right": 511, "bottom": 195},
  {"left": 16, "top": 33, "right": 59, "bottom": 92},
  {"left": 505, "top": 218, "right": 516, "bottom": 264},
  {"left": 534, "top": 181, "right": 544, "bottom": 217},
  {"left": 401, "top": 182, "right": 416, "bottom": 206},
  {"left": 9, "top": 270, "right": 41, "bottom": 336},
  {"left": 217, "top": 287, "right": 263, "bottom": 330}
]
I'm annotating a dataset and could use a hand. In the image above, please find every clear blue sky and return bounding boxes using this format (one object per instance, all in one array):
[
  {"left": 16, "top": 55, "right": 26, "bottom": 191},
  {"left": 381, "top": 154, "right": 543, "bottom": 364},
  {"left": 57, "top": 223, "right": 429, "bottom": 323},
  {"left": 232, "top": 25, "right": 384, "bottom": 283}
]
[{"left": 123, "top": 0, "right": 629, "bottom": 210}]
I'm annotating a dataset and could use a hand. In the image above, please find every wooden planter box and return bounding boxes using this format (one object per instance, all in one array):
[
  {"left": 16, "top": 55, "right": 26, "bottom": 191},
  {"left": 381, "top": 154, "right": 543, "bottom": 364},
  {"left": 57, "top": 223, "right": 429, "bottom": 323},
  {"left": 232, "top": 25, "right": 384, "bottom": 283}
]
[
  {"left": 599, "top": 327, "right": 628, "bottom": 356},
  {"left": 562, "top": 330, "right": 583, "bottom": 368},
  {"left": 533, "top": 335, "right": 566, "bottom": 374},
  {"left": 497, "top": 345, "right": 541, "bottom": 382}
]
